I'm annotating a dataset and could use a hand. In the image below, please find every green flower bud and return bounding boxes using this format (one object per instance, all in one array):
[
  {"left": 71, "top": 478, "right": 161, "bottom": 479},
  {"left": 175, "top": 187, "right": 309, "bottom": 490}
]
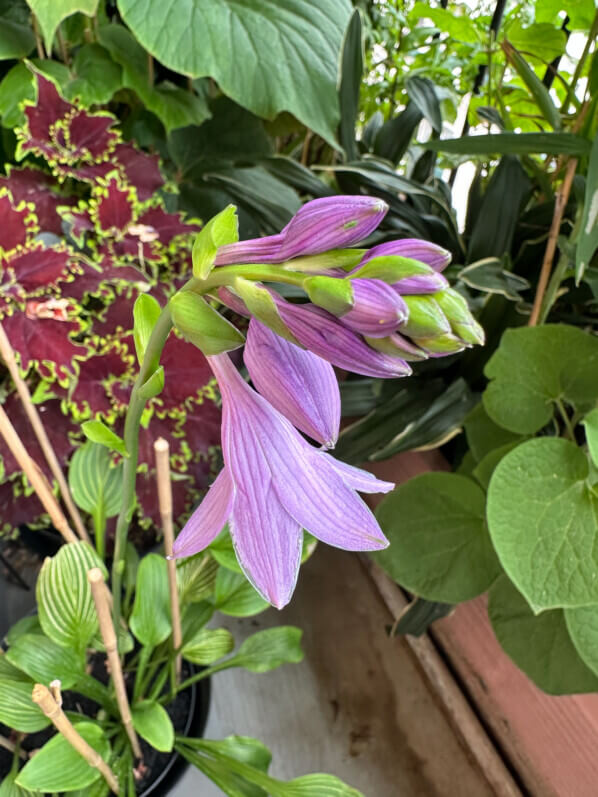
[
  {"left": 365, "top": 334, "right": 429, "bottom": 362},
  {"left": 350, "top": 255, "right": 436, "bottom": 284},
  {"left": 303, "top": 275, "right": 354, "bottom": 315},
  {"left": 412, "top": 332, "right": 467, "bottom": 355},
  {"left": 401, "top": 295, "right": 451, "bottom": 338},
  {"left": 433, "top": 289, "right": 485, "bottom": 346}
]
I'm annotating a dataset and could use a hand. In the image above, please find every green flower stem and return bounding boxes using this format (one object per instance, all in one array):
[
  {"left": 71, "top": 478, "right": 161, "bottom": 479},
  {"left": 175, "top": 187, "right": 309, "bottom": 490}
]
[
  {"left": 193, "top": 263, "right": 308, "bottom": 293},
  {"left": 111, "top": 306, "right": 174, "bottom": 632},
  {"left": 555, "top": 397, "right": 575, "bottom": 441}
]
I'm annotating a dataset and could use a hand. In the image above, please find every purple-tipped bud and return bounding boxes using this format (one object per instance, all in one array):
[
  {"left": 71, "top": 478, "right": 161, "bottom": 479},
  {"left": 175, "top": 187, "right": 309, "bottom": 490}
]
[
  {"left": 272, "top": 296, "right": 411, "bottom": 379},
  {"left": 340, "top": 278, "right": 408, "bottom": 338},
  {"left": 215, "top": 196, "right": 388, "bottom": 266},
  {"left": 393, "top": 271, "right": 449, "bottom": 295},
  {"left": 244, "top": 318, "right": 341, "bottom": 448},
  {"left": 360, "top": 240, "right": 451, "bottom": 272}
]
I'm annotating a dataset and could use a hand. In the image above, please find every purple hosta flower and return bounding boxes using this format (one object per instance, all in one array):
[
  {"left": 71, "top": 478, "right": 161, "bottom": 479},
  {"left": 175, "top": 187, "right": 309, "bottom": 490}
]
[
  {"left": 244, "top": 318, "right": 340, "bottom": 448},
  {"left": 214, "top": 196, "right": 388, "bottom": 266},
  {"left": 273, "top": 296, "right": 412, "bottom": 379},
  {"left": 172, "top": 353, "right": 392, "bottom": 608},
  {"left": 359, "top": 240, "right": 452, "bottom": 272},
  {"left": 393, "top": 271, "right": 449, "bottom": 295},
  {"left": 340, "top": 278, "right": 408, "bottom": 338}
]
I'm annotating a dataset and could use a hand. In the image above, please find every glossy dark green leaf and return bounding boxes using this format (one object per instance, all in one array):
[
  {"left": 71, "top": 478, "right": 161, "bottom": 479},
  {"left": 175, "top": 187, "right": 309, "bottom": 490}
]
[
  {"left": 338, "top": 9, "right": 362, "bottom": 161},
  {"left": 576, "top": 133, "right": 598, "bottom": 283},
  {"left": 374, "top": 473, "right": 501, "bottom": 603},
  {"left": 406, "top": 76, "right": 441, "bottom": 132},
  {"left": 424, "top": 133, "right": 591, "bottom": 156},
  {"left": 26, "top": 0, "right": 99, "bottom": 53},
  {"left": 467, "top": 156, "right": 532, "bottom": 262},
  {"left": 458, "top": 257, "right": 530, "bottom": 300},
  {"left": 489, "top": 576, "right": 598, "bottom": 695},
  {"left": 373, "top": 103, "right": 422, "bottom": 165},
  {"left": 65, "top": 43, "right": 122, "bottom": 106},
  {"left": 391, "top": 597, "right": 454, "bottom": 637}
]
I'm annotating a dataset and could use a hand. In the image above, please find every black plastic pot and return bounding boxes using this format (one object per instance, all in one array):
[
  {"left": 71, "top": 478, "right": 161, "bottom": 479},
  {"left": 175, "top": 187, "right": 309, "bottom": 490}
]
[{"left": 140, "top": 670, "right": 211, "bottom": 797}]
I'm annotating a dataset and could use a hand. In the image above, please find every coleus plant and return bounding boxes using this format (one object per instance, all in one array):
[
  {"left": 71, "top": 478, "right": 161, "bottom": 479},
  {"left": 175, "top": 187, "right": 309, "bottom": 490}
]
[{"left": 0, "top": 70, "right": 221, "bottom": 538}]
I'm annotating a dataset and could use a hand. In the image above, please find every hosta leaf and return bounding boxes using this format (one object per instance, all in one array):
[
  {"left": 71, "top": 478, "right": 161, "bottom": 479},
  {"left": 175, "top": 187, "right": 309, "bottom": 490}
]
[
  {"left": 6, "top": 633, "right": 85, "bottom": 689},
  {"left": 16, "top": 721, "right": 110, "bottom": 792},
  {"left": 182, "top": 628, "right": 234, "bottom": 665},
  {"left": 36, "top": 541, "right": 107, "bottom": 654},
  {"left": 488, "top": 575, "right": 598, "bottom": 695},
  {"left": 484, "top": 325, "right": 598, "bottom": 434},
  {"left": 487, "top": 438, "right": 598, "bottom": 612},
  {"left": 68, "top": 441, "right": 123, "bottom": 518},
  {"left": 0, "top": 679, "right": 49, "bottom": 732},
  {"left": 220, "top": 627, "right": 303, "bottom": 674},
  {"left": 0, "top": 770, "right": 36, "bottom": 797},
  {"left": 131, "top": 700, "right": 174, "bottom": 753},
  {"left": 130, "top": 553, "right": 171, "bottom": 647},
  {"left": 117, "top": 0, "right": 352, "bottom": 146},
  {"left": 177, "top": 553, "right": 219, "bottom": 604},
  {"left": 214, "top": 568, "right": 269, "bottom": 617},
  {"left": 373, "top": 473, "right": 501, "bottom": 603}
]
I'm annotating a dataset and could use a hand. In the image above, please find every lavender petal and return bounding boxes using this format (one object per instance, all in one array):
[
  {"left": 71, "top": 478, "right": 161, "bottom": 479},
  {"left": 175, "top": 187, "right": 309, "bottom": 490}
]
[{"left": 172, "top": 468, "right": 235, "bottom": 559}]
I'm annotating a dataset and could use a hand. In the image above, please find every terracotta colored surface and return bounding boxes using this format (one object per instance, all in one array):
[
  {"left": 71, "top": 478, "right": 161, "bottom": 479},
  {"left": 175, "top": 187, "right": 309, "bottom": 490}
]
[
  {"left": 369, "top": 450, "right": 598, "bottom": 797},
  {"left": 433, "top": 598, "right": 598, "bottom": 797}
]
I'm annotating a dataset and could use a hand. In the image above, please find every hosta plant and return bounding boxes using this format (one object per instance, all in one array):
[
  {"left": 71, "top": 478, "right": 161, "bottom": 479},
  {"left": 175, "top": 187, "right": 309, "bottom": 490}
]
[
  {"left": 0, "top": 533, "right": 364, "bottom": 796},
  {"left": 0, "top": 70, "right": 221, "bottom": 539}
]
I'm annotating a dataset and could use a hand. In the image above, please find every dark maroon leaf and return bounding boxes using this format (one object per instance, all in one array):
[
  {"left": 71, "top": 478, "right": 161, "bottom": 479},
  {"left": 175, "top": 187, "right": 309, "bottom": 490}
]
[
  {"left": 0, "top": 192, "right": 37, "bottom": 254},
  {"left": 57, "top": 161, "right": 115, "bottom": 184},
  {"left": 7, "top": 246, "right": 73, "bottom": 292},
  {"left": 137, "top": 206, "right": 199, "bottom": 247},
  {"left": 67, "top": 345, "right": 134, "bottom": 418},
  {"left": 92, "top": 175, "right": 135, "bottom": 235},
  {"left": 64, "top": 109, "right": 119, "bottom": 162},
  {"left": 0, "top": 393, "right": 77, "bottom": 481},
  {"left": 0, "top": 167, "right": 73, "bottom": 236},
  {"left": 0, "top": 480, "right": 46, "bottom": 533},
  {"left": 3, "top": 306, "right": 87, "bottom": 380},
  {"left": 153, "top": 333, "right": 215, "bottom": 415},
  {"left": 112, "top": 143, "right": 164, "bottom": 201},
  {"left": 20, "top": 73, "right": 72, "bottom": 161}
]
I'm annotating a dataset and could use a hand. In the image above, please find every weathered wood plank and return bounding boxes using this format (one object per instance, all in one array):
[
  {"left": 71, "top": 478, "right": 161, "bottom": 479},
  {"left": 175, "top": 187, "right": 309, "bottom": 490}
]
[{"left": 177, "top": 545, "right": 496, "bottom": 796}]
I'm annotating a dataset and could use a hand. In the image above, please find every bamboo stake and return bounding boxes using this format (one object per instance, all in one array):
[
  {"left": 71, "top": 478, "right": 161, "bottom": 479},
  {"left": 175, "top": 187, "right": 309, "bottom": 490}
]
[
  {"left": 0, "top": 324, "right": 89, "bottom": 543},
  {"left": 32, "top": 683, "right": 119, "bottom": 794},
  {"left": 154, "top": 438, "right": 182, "bottom": 680},
  {"left": 87, "top": 568, "right": 143, "bottom": 760},
  {"left": 0, "top": 404, "right": 77, "bottom": 544},
  {"left": 0, "top": 735, "right": 26, "bottom": 759},
  {"left": 528, "top": 157, "right": 578, "bottom": 327}
]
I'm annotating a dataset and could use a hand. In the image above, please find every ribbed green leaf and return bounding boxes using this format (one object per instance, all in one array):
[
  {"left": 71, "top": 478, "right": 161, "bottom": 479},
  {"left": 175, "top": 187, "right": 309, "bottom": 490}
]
[
  {"left": 424, "top": 133, "right": 590, "bottom": 155},
  {"left": 217, "top": 627, "right": 303, "bottom": 674},
  {"left": 130, "top": 553, "right": 171, "bottom": 647},
  {"left": 0, "top": 770, "right": 35, "bottom": 797},
  {"left": 36, "top": 542, "right": 108, "bottom": 654},
  {"left": 176, "top": 553, "right": 219, "bottom": 604},
  {"left": 131, "top": 700, "right": 174, "bottom": 752},
  {"left": 6, "top": 633, "right": 85, "bottom": 689},
  {"left": 214, "top": 568, "right": 269, "bottom": 617},
  {"left": 68, "top": 442, "right": 123, "bottom": 518},
  {"left": 0, "top": 679, "right": 48, "bottom": 732},
  {"left": 182, "top": 628, "right": 234, "bottom": 665},
  {"left": 16, "top": 722, "right": 110, "bottom": 792}
]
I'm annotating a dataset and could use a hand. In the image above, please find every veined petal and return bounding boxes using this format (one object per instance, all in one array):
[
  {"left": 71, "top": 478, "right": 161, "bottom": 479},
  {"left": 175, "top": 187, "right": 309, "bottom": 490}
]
[
  {"left": 244, "top": 319, "right": 340, "bottom": 448},
  {"left": 214, "top": 232, "right": 285, "bottom": 266},
  {"left": 340, "top": 278, "right": 408, "bottom": 338},
  {"left": 360, "top": 240, "right": 451, "bottom": 272},
  {"left": 230, "top": 491, "right": 303, "bottom": 610},
  {"left": 324, "top": 456, "right": 395, "bottom": 494},
  {"left": 172, "top": 468, "right": 234, "bottom": 559},
  {"left": 275, "top": 299, "right": 412, "bottom": 379}
]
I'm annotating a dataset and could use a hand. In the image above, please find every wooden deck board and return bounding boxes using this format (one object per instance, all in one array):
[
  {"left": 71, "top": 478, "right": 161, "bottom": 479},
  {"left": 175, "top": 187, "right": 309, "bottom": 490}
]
[{"left": 177, "top": 546, "right": 496, "bottom": 797}]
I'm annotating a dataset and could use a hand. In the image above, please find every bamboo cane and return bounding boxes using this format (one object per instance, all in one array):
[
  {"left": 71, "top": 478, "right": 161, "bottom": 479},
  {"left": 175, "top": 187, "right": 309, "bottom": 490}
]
[
  {"left": 87, "top": 568, "right": 142, "bottom": 760},
  {"left": 154, "top": 438, "right": 182, "bottom": 680},
  {"left": 0, "top": 323, "right": 89, "bottom": 543},
  {"left": 32, "top": 683, "right": 119, "bottom": 794},
  {"left": 0, "top": 404, "right": 77, "bottom": 544}
]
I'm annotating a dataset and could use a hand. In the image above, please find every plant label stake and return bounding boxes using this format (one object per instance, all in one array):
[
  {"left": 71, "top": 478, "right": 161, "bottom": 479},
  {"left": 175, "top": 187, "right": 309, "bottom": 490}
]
[
  {"left": 87, "top": 568, "right": 143, "bottom": 760},
  {"left": 154, "top": 437, "right": 182, "bottom": 681},
  {"left": 32, "top": 682, "right": 119, "bottom": 794}
]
